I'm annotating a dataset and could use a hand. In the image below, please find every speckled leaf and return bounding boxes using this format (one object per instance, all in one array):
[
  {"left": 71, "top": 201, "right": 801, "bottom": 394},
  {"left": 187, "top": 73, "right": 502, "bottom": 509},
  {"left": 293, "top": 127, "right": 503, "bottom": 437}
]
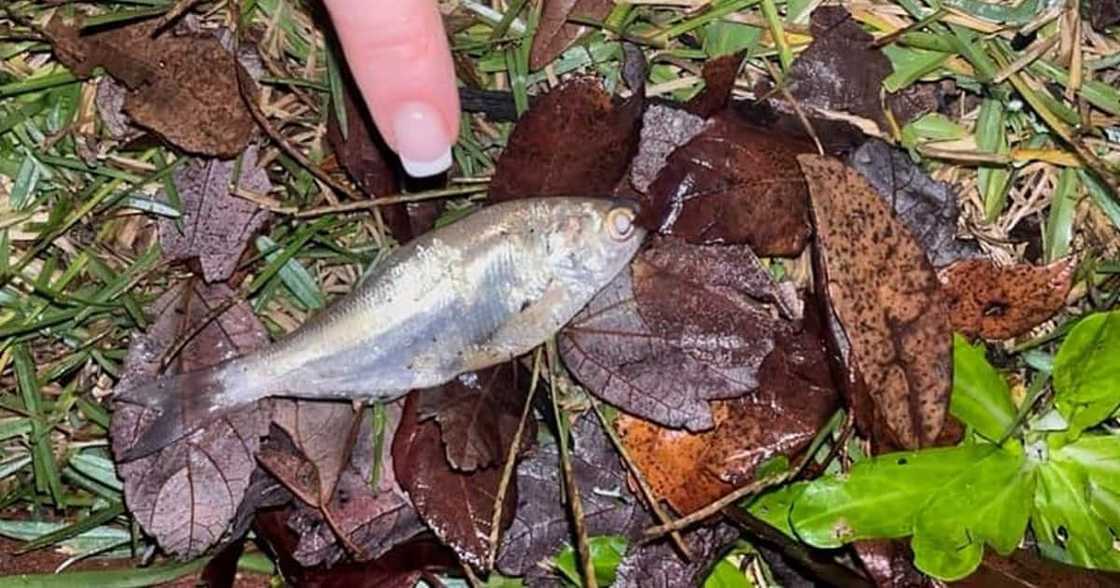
[
  {"left": 45, "top": 18, "right": 255, "bottom": 157},
  {"left": 613, "top": 522, "right": 740, "bottom": 588},
  {"left": 645, "top": 112, "right": 815, "bottom": 256},
  {"left": 799, "top": 154, "right": 951, "bottom": 449},
  {"left": 109, "top": 280, "right": 270, "bottom": 558},
  {"left": 616, "top": 304, "right": 837, "bottom": 515},
  {"left": 939, "top": 258, "right": 1075, "bottom": 340},
  {"left": 496, "top": 417, "right": 652, "bottom": 577},
  {"left": 531, "top": 0, "right": 615, "bottom": 70},
  {"left": 848, "top": 139, "right": 980, "bottom": 268},
  {"left": 417, "top": 362, "right": 535, "bottom": 472},
  {"left": 393, "top": 392, "right": 517, "bottom": 569},
  {"left": 490, "top": 77, "right": 641, "bottom": 202},
  {"left": 158, "top": 145, "right": 271, "bottom": 283},
  {"left": 629, "top": 104, "right": 708, "bottom": 195},
  {"left": 560, "top": 238, "right": 791, "bottom": 431}
]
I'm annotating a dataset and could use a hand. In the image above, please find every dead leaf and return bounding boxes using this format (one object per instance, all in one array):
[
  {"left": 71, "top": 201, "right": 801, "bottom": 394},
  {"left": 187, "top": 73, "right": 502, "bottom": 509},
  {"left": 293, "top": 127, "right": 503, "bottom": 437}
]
[
  {"left": 616, "top": 303, "right": 838, "bottom": 515},
  {"left": 630, "top": 104, "right": 708, "bottom": 195},
  {"left": 109, "top": 280, "right": 271, "bottom": 557},
  {"left": 45, "top": 17, "right": 256, "bottom": 157},
  {"left": 848, "top": 139, "right": 980, "bottom": 267},
  {"left": 158, "top": 145, "right": 271, "bottom": 283},
  {"left": 614, "top": 522, "right": 740, "bottom": 588},
  {"left": 416, "top": 362, "right": 536, "bottom": 472},
  {"left": 781, "top": 7, "right": 936, "bottom": 129},
  {"left": 287, "top": 402, "right": 425, "bottom": 567},
  {"left": 393, "top": 392, "right": 517, "bottom": 569},
  {"left": 939, "top": 258, "right": 1076, "bottom": 340},
  {"left": 953, "top": 549, "right": 1120, "bottom": 587},
  {"left": 489, "top": 77, "right": 641, "bottom": 202},
  {"left": 1089, "top": 0, "right": 1120, "bottom": 31},
  {"left": 799, "top": 154, "right": 951, "bottom": 449},
  {"left": 645, "top": 111, "right": 815, "bottom": 256},
  {"left": 268, "top": 400, "right": 361, "bottom": 505},
  {"left": 531, "top": 0, "right": 615, "bottom": 70},
  {"left": 854, "top": 540, "right": 935, "bottom": 588},
  {"left": 496, "top": 416, "right": 652, "bottom": 577},
  {"left": 685, "top": 53, "right": 744, "bottom": 118},
  {"left": 560, "top": 237, "right": 791, "bottom": 431}
]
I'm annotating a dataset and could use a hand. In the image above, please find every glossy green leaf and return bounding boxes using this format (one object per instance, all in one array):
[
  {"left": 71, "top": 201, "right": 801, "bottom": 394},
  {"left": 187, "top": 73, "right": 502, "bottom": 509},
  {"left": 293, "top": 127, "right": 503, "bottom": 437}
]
[
  {"left": 911, "top": 447, "right": 1034, "bottom": 580},
  {"left": 553, "top": 535, "right": 627, "bottom": 587},
  {"left": 1033, "top": 454, "right": 1120, "bottom": 570},
  {"left": 1053, "top": 434, "right": 1120, "bottom": 528},
  {"left": 1052, "top": 311, "right": 1120, "bottom": 436},
  {"left": 951, "top": 335, "right": 1016, "bottom": 441},
  {"left": 747, "top": 482, "right": 807, "bottom": 539},
  {"left": 790, "top": 445, "right": 995, "bottom": 547},
  {"left": 704, "top": 559, "right": 753, "bottom": 588}
]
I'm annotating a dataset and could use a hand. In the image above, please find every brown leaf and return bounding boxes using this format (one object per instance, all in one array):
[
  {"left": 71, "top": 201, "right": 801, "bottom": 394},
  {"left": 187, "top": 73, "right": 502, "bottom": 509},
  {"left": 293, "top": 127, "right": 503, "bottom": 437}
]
[
  {"left": 854, "top": 539, "right": 935, "bottom": 588},
  {"left": 1089, "top": 0, "right": 1120, "bottom": 31},
  {"left": 799, "top": 154, "right": 951, "bottom": 449},
  {"left": 616, "top": 303, "right": 838, "bottom": 515},
  {"left": 953, "top": 549, "right": 1120, "bottom": 587},
  {"left": 685, "top": 53, "right": 744, "bottom": 118},
  {"left": 287, "top": 402, "right": 425, "bottom": 566},
  {"left": 489, "top": 77, "right": 641, "bottom": 202},
  {"left": 781, "top": 7, "right": 936, "bottom": 129},
  {"left": 392, "top": 392, "right": 517, "bottom": 569},
  {"left": 531, "top": 0, "right": 615, "bottom": 70},
  {"left": 645, "top": 111, "right": 815, "bottom": 256},
  {"left": 614, "top": 522, "right": 740, "bottom": 588},
  {"left": 109, "top": 280, "right": 271, "bottom": 557},
  {"left": 268, "top": 400, "right": 361, "bottom": 505},
  {"left": 847, "top": 139, "right": 980, "bottom": 268},
  {"left": 417, "top": 362, "right": 535, "bottom": 472},
  {"left": 560, "top": 237, "right": 791, "bottom": 431},
  {"left": 45, "top": 18, "right": 255, "bottom": 157},
  {"left": 939, "top": 258, "right": 1076, "bottom": 340},
  {"left": 496, "top": 416, "right": 652, "bottom": 577},
  {"left": 158, "top": 145, "right": 271, "bottom": 283},
  {"left": 629, "top": 104, "right": 708, "bottom": 195}
]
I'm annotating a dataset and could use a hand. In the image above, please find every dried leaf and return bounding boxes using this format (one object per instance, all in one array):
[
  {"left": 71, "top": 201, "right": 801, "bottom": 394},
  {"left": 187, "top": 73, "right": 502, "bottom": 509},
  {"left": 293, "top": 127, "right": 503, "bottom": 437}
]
[
  {"left": 496, "top": 417, "right": 651, "bottom": 578},
  {"left": 854, "top": 540, "right": 935, "bottom": 588},
  {"left": 489, "top": 77, "right": 641, "bottom": 202},
  {"left": 393, "top": 392, "right": 517, "bottom": 569},
  {"left": 1089, "top": 0, "right": 1120, "bottom": 31},
  {"left": 617, "top": 305, "right": 838, "bottom": 515},
  {"left": 685, "top": 53, "right": 744, "bottom": 118},
  {"left": 955, "top": 549, "right": 1120, "bottom": 587},
  {"left": 848, "top": 139, "right": 981, "bottom": 267},
  {"left": 158, "top": 145, "right": 271, "bottom": 283},
  {"left": 561, "top": 237, "right": 790, "bottom": 431},
  {"left": 613, "top": 522, "right": 740, "bottom": 588},
  {"left": 939, "top": 258, "right": 1076, "bottom": 340},
  {"left": 285, "top": 401, "right": 425, "bottom": 567},
  {"left": 46, "top": 18, "right": 255, "bottom": 157},
  {"left": 94, "top": 78, "right": 144, "bottom": 142},
  {"left": 782, "top": 7, "right": 936, "bottom": 129},
  {"left": 630, "top": 104, "right": 708, "bottom": 195},
  {"left": 645, "top": 112, "right": 814, "bottom": 256},
  {"left": 417, "top": 362, "right": 535, "bottom": 472},
  {"left": 799, "top": 154, "right": 951, "bottom": 449},
  {"left": 109, "top": 280, "right": 271, "bottom": 557},
  {"left": 269, "top": 400, "right": 361, "bottom": 505},
  {"left": 531, "top": 0, "right": 615, "bottom": 70}
]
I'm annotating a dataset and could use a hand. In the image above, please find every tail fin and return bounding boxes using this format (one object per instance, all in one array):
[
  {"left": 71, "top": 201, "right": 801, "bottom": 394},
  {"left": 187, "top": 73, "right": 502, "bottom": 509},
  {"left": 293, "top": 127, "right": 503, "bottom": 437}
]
[{"left": 113, "top": 367, "right": 253, "bottom": 462}]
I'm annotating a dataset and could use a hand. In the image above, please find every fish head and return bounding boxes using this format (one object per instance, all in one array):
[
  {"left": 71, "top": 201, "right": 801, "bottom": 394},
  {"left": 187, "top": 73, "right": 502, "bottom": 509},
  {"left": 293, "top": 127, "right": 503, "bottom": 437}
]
[{"left": 535, "top": 197, "right": 647, "bottom": 289}]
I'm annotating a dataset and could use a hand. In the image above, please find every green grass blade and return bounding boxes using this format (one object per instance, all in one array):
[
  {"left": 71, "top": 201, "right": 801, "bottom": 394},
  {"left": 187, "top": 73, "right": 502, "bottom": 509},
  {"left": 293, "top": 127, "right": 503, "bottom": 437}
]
[{"left": 1044, "top": 168, "right": 1079, "bottom": 262}]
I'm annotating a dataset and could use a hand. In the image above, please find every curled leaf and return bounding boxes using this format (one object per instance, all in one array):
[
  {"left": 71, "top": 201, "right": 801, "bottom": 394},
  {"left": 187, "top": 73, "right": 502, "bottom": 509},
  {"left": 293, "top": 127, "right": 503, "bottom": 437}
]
[
  {"left": 799, "top": 154, "right": 951, "bottom": 449},
  {"left": 561, "top": 238, "right": 791, "bottom": 431},
  {"left": 645, "top": 112, "right": 814, "bottom": 256},
  {"left": 110, "top": 281, "right": 270, "bottom": 557},
  {"left": 939, "top": 258, "right": 1075, "bottom": 340}
]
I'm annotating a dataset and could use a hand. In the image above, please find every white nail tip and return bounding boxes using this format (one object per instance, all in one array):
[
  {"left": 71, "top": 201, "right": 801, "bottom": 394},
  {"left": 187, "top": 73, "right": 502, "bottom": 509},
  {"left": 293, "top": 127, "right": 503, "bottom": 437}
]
[{"left": 400, "top": 147, "right": 452, "bottom": 178}]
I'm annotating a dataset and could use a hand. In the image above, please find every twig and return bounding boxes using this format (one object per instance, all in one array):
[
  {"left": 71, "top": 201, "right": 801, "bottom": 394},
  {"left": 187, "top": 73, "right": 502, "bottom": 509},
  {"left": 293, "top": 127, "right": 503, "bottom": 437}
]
[
  {"left": 588, "top": 399, "right": 693, "bottom": 560},
  {"left": 487, "top": 349, "right": 544, "bottom": 570},
  {"left": 293, "top": 184, "right": 486, "bottom": 218},
  {"left": 642, "top": 471, "right": 793, "bottom": 538},
  {"left": 547, "top": 340, "right": 597, "bottom": 588}
]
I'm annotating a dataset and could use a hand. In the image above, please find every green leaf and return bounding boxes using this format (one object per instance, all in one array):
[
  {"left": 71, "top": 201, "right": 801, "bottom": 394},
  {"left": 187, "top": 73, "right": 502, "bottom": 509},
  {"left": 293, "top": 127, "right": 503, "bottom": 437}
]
[
  {"left": 951, "top": 335, "right": 1016, "bottom": 441},
  {"left": 704, "top": 559, "right": 753, "bottom": 588},
  {"left": 976, "top": 98, "right": 1012, "bottom": 221},
  {"left": 1044, "top": 168, "right": 1080, "bottom": 263},
  {"left": 553, "top": 535, "right": 627, "bottom": 587},
  {"left": 0, "top": 558, "right": 206, "bottom": 587},
  {"left": 747, "top": 482, "right": 807, "bottom": 539},
  {"left": 255, "top": 235, "right": 325, "bottom": 310},
  {"left": 702, "top": 21, "right": 762, "bottom": 58},
  {"left": 911, "top": 448, "right": 1034, "bottom": 580},
  {"left": 1053, "top": 434, "right": 1120, "bottom": 529},
  {"left": 904, "top": 112, "right": 969, "bottom": 142},
  {"left": 1033, "top": 451, "right": 1120, "bottom": 570},
  {"left": 1052, "top": 311, "right": 1120, "bottom": 436},
  {"left": 790, "top": 445, "right": 996, "bottom": 547},
  {"left": 882, "top": 45, "right": 952, "bottom": 92}
]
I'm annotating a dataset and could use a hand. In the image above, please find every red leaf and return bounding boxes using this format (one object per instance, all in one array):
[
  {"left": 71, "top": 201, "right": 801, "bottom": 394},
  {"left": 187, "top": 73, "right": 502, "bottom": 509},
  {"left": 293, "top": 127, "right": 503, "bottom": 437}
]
[{"left": 940, "top": 258, "right": 1076, "bottom": 340}]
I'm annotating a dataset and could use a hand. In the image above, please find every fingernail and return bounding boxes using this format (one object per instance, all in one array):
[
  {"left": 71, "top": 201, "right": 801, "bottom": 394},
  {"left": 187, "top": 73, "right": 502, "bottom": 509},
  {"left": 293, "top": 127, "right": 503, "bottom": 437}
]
[{"left": 392, "top": 101, "right": 453, "bottom": 178}]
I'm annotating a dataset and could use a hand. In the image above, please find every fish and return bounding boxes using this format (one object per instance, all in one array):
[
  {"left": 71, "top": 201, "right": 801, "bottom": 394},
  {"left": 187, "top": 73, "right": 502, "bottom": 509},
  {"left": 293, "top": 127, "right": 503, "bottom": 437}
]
[{"left": 114, "top": 197, "right": 645, "bottom": 461}]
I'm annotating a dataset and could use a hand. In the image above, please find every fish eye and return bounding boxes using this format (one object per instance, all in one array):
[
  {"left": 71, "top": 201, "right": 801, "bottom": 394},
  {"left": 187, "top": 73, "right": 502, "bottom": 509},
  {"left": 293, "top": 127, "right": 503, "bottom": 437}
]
[{"left": 606, "top": 206, "right": 636, "bottom": 241}]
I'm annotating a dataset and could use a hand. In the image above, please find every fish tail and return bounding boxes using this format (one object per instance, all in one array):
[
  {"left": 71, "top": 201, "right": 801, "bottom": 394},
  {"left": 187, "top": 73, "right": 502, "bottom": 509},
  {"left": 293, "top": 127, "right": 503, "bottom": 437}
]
[{"left": 113, "top": 364, "right": 260, "bottom": 462}]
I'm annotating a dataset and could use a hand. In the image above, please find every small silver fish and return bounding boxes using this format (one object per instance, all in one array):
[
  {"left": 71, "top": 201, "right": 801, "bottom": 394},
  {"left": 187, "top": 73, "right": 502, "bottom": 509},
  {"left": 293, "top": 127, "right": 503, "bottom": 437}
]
[{"left": 115, "top": 197, "right": 645, "bottom": 460}]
